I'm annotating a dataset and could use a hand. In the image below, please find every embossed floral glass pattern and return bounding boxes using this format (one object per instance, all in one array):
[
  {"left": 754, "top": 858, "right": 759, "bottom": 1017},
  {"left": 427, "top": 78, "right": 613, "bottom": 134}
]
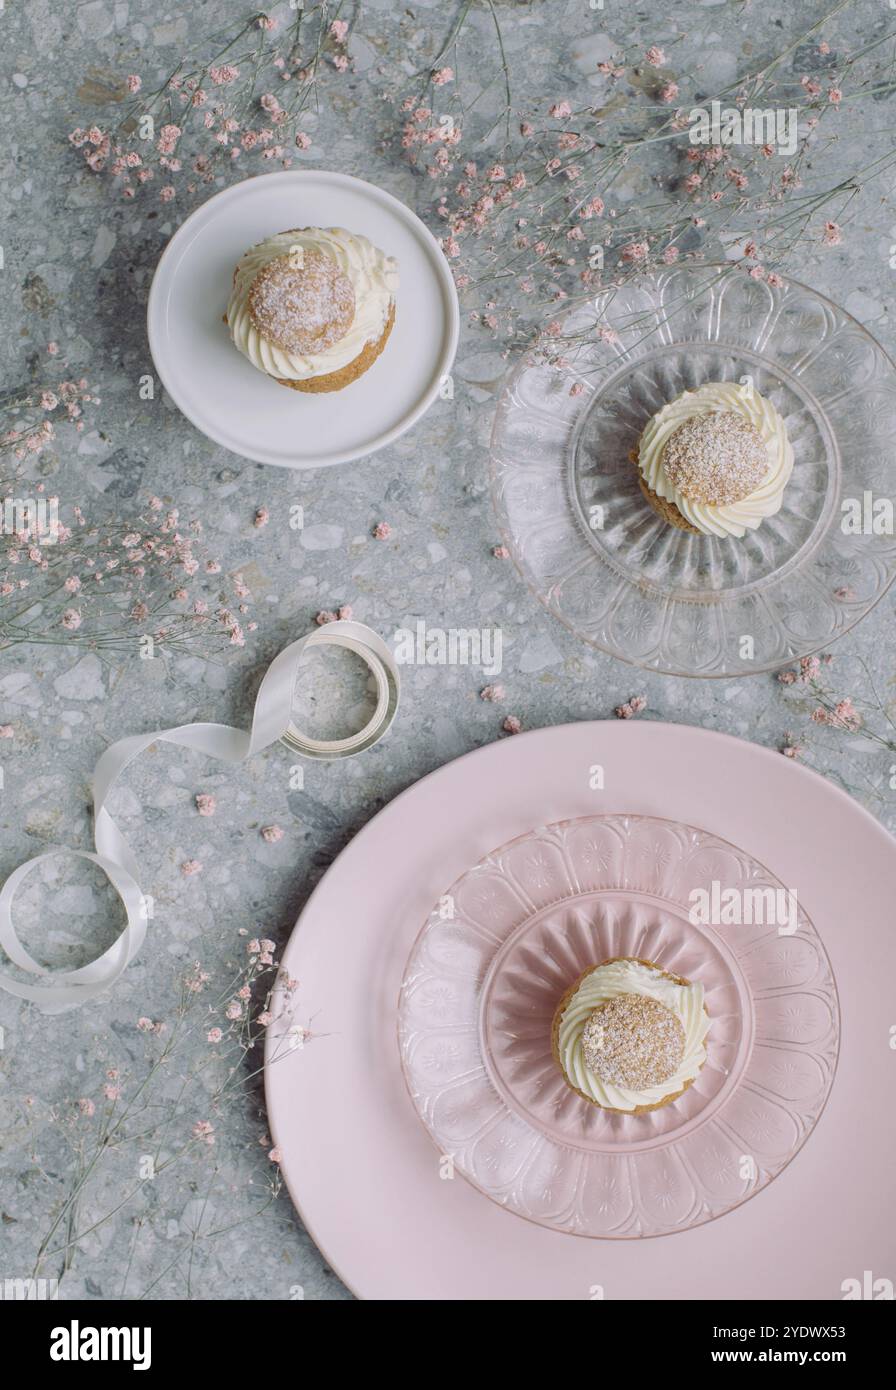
[
  {"left": 490, "top": 269, "right": 896, "bottom": 676},
  {"left": 398, "top": 816, "right": 839, "bottom": 1238}
]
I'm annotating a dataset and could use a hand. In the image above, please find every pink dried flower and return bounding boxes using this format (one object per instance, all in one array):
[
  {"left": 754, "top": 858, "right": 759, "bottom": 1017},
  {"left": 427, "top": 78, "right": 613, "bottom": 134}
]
[
  {"left": 61, "top": 608, "right": 82, "bottom": 630},
  {"left": 315, "top": 610, "right": 337, "bottom": 625},
  {"left": 503, "top": 715, "right": 522, "bottom": 735},
  {"left": 209, "top": 64, "right": 240, "bottom": 86},
  {"left": 614, "top": 696, "right": 647, "bottom": 719},
  {"left": 181, "top": 859, "right": 203, "bottom": 877},
  {"left": 432, "top": 67, "right": 454, "bottom": 85},
  {"left": 192, "top": 1120, "right": 215, "bottom": 1145},
  {"left": 156, "top": 123, "right": 181, "bottom": 155},
  {"left": 372, "top": 521, "right": 391, "bottom": 540},
  {"left": 337, "top": 604, "right": 353, "bottom": 621},
  {"left": 195, "top": 793, "right": 216, "bottom": 816},
  {"left": 253, "top": 506, "right": 269, "bottom": 528},
  {"left": 268, "top": 1145, "right": 282, "bottom": 1163},
  {"left": 126, "top": 74, "right": 142, "bottom": 93},
  {"left": 832, "top": 698, "right": 862, "bottom": 730},
  {"left": 207, "top": 1027, "right": 223, "bottom": 1043},
  {"left": 77, "top": 1098, "right": 96, "bottom": 1117},
  {"left": 480, "top": 685, "right": 506, "bottom": 702},
  {"left": 330, "top": 18, "right": 348, "bottom": 41},
  {"left": 780, "top": 731, "right": 804, "bottom": 759},
  {"left": 261, "top": 824, "right": 284, "bottom": 843},
  {"left": 295, "top": 132, "right": 311, "bottom": 150},
  {"left": 659, "top": 82, "right": 679, "bottom": 103},
  {"left": 0, "top": 726, "right": 13, "bottom": 740},
  {"left": 822, "top": 221, "right": 842, "bottom": 246},
  {"left": 620, "top": 241, "right": 648, "bottom": 263},
  {"left": 492, "top": 544, "right": 510, "bottom": 558}
]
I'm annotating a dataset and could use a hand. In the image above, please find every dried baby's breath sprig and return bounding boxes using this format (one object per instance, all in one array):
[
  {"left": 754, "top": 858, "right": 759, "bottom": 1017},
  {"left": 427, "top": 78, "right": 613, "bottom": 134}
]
[
  {"left": 1, "top": 369, "right": 94, "bottom": 462},
  {"left": 68, "top": 5, "right": 355, "bottom": 203},
  {"left": 20, "top": 943, "right": 307, "bottom": 1295},
  {"left": 399, "top": 0, "right": 896, "bottom": 356},
  {"left": 0, "top": 341, "right": 255, "bottom": 659},
  {"left": 0, "top": 489, "right": 255, "bottom": 658},
  {"left": 776, "top": 653, "right": 896, "bottom": 807}
]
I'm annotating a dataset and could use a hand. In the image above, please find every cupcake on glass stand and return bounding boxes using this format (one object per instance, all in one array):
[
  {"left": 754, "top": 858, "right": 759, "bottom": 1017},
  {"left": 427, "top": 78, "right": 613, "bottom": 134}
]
[
  {"left": 634, "top": 381, "right": 794, "bottom": 538},
  {"left": 551, "top": 956, "right": 710, "bottom": 1113}
]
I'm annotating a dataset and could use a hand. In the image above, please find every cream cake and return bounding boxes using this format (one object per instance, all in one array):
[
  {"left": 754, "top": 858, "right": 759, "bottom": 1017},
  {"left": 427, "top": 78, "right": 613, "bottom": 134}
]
[
  {"left": 635, "top": 381, "right": 794, "bottom": 537},
  {"left": 551, "top": 956, "right": 710, "bottom": 1113},
  {"left": 225, "top": 226, "right": 398, "bottom": 393}
]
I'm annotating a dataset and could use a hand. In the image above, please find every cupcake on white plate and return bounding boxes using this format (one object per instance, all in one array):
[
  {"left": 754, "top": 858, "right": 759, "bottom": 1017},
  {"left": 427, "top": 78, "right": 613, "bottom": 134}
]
[{"left": 225, "top": 226, "right": 398, "bottom": 393}]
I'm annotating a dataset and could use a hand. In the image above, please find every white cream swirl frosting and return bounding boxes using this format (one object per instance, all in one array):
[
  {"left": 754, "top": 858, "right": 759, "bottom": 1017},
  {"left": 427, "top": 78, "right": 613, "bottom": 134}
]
[
  {"left": 638, "top": 381, "right": 794, "bottom": 538},
  {"left": 556, "top": 959, "right": 710, "bottom": 1111},
  {"left": 227, "top": 227, "right": 399, "bottom": 381}
]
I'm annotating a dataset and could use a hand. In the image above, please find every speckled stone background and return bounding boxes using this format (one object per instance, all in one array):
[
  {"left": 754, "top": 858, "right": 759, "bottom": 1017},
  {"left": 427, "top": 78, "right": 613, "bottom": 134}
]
[{"left": 1, "top": 0, "right": 895, "bottom": 1301}]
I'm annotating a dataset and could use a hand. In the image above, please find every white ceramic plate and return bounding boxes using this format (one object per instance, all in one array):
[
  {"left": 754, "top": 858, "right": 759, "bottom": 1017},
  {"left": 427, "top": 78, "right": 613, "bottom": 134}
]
[{"left": 147, "top": 170, "right": 459, "bottom": 468}]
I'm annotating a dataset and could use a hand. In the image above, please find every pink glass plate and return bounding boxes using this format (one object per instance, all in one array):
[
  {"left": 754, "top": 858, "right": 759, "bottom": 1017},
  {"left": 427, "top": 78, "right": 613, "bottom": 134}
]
[{"left": 398, "top": 814, "right": 839, "bottom": 1238}]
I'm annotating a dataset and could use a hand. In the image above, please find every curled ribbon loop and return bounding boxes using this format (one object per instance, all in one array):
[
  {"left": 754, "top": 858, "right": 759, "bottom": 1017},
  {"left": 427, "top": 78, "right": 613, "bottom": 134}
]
[{"left": 0, "top": 622, "right": 399, "bottom": 1013}]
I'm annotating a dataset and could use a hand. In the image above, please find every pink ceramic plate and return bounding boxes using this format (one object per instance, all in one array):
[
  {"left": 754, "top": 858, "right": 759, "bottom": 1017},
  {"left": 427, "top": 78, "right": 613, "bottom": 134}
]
[
  {"left": 398, "top": 815, "right": 838, "bottom": 1238},
  {"left": 264, "top": 722, "right": 896, "bottom": 1299}
]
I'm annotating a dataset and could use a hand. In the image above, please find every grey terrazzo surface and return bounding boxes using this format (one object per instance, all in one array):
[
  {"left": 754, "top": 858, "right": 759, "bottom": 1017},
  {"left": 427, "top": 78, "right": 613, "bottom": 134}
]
[{"left": 0, "top": 0, "right": 894, "bottom": 1300}]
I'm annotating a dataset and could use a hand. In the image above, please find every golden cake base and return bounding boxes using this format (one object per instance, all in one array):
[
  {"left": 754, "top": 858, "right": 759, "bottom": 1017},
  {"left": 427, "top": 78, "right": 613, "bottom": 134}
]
[
  {"left": 550, "top": 955, "right": 703, "bottom": 1114},
  {"left": 630, "top": 448, "right": 701, "bottom": 534},
  {"left": 275, "top": 302, "right": 395, "bottom": 394}
]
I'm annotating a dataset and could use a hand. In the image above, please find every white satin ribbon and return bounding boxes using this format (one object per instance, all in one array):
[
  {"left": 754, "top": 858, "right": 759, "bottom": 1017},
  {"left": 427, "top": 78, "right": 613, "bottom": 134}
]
[{"left": 0, "top": 621, "right": 399, "bottom": 1014}]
